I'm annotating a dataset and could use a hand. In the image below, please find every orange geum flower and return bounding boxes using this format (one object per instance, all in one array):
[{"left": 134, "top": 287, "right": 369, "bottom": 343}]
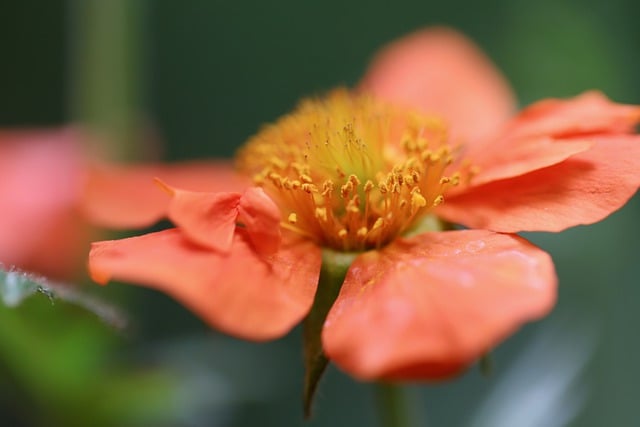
[
  {"left": 0, "top": 129, "right": 90, "bottom": 280},
  {"left": 87, "top": 27, "right": 640, "bottom": 388}
]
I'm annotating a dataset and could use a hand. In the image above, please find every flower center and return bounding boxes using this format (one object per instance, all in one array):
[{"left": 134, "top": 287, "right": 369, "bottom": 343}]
[{"left": 236, "top": 89, "right": 467, "bottom": 251}]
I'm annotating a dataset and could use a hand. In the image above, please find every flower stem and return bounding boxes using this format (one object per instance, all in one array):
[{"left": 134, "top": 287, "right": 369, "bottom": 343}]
[
  {"left": 375, "top": 383, "right": 414, "bottom": 427},
  {"left": 69, "top": 0, "right": 146, "bottom": 161},
  {"left": 303, "top": 250, "right": 357, "bottom": 417}
]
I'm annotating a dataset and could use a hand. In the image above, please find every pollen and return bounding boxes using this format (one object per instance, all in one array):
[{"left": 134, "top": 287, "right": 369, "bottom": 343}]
[{"left": 236, "top": 89, "right": 470, "bottom": 251}]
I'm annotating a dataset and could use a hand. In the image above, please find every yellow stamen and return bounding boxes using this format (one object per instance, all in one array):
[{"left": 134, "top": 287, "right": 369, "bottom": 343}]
[{"left": 236, "top": 89, "right": 469, "bottom": 251}]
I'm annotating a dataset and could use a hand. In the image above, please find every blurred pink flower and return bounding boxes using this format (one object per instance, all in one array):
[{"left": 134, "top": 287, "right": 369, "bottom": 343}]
[{"left": 0, "top": 129, "right": 90, "bottom": 279}]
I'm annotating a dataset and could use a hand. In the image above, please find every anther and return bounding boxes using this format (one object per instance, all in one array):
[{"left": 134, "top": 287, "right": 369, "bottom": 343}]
[
  {"left": 301, "top": 183, "right": 317, "bottom": 193},
  {"left": 411, "top": 191, "right": 427, "bottom": 210},
  {"left": 315, "top": 207, "right": 328, "bottom": 222}
]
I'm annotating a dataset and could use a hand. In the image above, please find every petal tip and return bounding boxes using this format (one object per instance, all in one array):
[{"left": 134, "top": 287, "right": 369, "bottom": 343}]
[
  {"left": 153, "top": 177, "right": 176, "bottom": 196},
  {"left": 360, "top": 26, "right": 516, "bottom": 141}
]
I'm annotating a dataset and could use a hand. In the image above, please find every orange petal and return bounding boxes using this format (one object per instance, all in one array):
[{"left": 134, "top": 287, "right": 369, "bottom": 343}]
[
  {"left": 461, "top": 92, "right": 640, "bottom": 187},
  {"left": 161, "top": 182, "right": 242, "bottom": 252},
  {"left": 500, "top": 91, "right": 640, "bottom": 140},
  {"left": 359, "top": 27, "right": 516, "bottom": 142},
  {"left": 238, "top": 187, "right": 282, "bottom": 255},
  {"left": 439, "top": 135, "right": 640, "bottom": 232},
  {"left": 465, "top": 136, "right": 592, "bottom": 187},
  {"left": 82, "top": 161, "right": 251, "bottom": 229},
  {"left": 322, "top": 230, "right": 556, "bottom": 381},
  {"left": 89, "top": 229, "right": 322, "bottom": 341}
]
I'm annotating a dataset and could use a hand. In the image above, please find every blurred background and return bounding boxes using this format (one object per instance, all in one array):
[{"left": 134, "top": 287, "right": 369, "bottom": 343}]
[{"left": 1, "top": 0, "right": 639, "bottom": 426}]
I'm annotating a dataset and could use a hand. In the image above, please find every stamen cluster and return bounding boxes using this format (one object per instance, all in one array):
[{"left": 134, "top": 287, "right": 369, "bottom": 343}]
[{"left": 236, "top": 90, "right": 465, "bottom": 251}]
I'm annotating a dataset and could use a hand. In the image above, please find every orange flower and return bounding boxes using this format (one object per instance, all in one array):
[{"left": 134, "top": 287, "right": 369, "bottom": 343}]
[
  {"left": 87, "top": 27, "right": 640, "bottom": 381},
  {"left": 0, "top": 129, "right": 90, "bottom": 279}
]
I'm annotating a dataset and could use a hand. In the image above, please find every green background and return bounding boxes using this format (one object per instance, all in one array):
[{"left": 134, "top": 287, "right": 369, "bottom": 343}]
[{"left": 1, "top": 0, "right": 639, "bottom": 426}]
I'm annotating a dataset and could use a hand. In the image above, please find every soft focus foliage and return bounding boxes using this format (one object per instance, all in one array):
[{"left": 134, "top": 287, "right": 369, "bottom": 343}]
[{"left": 0, "top": 267, "right": 176, "bottom": 427}]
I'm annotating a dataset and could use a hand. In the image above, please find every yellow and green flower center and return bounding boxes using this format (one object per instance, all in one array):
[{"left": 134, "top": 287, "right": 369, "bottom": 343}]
[{"left": 236, "top": 89, "right": 470, "bottom": 251}]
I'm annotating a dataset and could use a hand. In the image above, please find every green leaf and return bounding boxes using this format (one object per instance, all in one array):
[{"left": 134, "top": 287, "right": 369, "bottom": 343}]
[
  {"left": 302, "top": 251, "right": 356, "bottom": 418},
  {"left": 0, "top": 267, "right": 41, "bottom": 307},
  {"left": 0, "top": 266, "right": 126, "bottom": 329},
  {"left": 0, "top": 266, "right": 178, "bottom": 426}
]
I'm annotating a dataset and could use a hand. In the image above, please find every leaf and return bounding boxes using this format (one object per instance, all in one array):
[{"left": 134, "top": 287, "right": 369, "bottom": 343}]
[
  {"left": 0, "top": 269, "right": 175, "bottom": 427},
  {"left": 0, "top": 265, "right": 126, "bottom": 329},
  {"left": 0, "top": 266, "right": 41, "bottom": 307},
  {"left": 302, "top": 251, "right": 356, "bottom": 418}
]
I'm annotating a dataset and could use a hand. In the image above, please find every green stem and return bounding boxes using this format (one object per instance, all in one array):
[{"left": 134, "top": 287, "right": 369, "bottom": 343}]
[
  {"left": 376, "top": 383, "right": 413, "bottom": 427},
  {"left": 302, "top": 250, "right": 357, "bottom": 418},
  {"left": 69, "top": 0, "right": 146, "bottom": 161}
]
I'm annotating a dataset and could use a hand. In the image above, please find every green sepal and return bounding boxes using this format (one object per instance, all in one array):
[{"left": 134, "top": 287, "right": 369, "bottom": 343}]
[
  {"left": 302, "top": 250, "right": 356, "bottom": 418},
  {"left": 479, "top": 352, "right": 493, "bottom": 376}
]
